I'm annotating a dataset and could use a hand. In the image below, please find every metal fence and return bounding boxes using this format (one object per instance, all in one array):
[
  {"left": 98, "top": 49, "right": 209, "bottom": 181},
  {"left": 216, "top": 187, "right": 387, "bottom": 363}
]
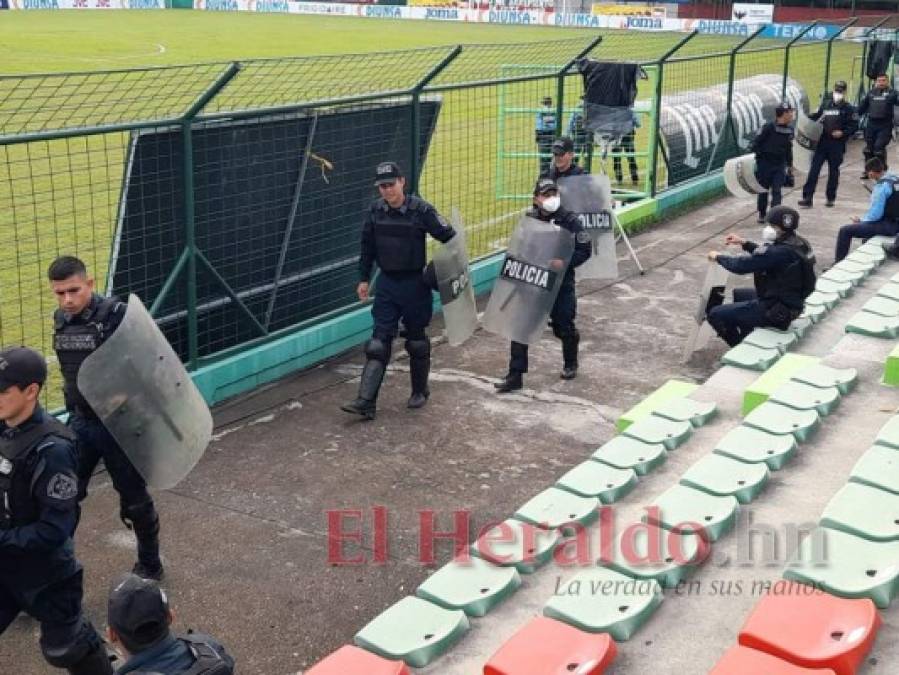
[{"left": 0, "top": 18, "right": 895, "bottom": 407}]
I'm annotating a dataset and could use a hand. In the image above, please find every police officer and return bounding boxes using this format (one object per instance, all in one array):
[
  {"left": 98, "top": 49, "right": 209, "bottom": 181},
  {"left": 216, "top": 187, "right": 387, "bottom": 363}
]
[
  {"left": 839, "top": 158, "right": 899, "bottom": 261},
  {"left": 535, "top": 95, "right": 557, "bottom": 176},
  {"left": 546, "top": 136, "right": 584, "bottom": 180},
  {"left": 858, "top": 73, "right": 898, "bottom": 175},
  {"left": 0, "top": 346, "right": 113, "bottom": 675},
  {"left": 48, "top": 256, "right": 163, "bottom": 580},
  {"left": 495, "top": 178, "right": 592, "bottom": 392},
  {"left": 751, "top": 102, "right": 795, "bottom": 223},
  {"left": 707, "top": 206, "right": 815, "bottom": 347},
  {"left": 107, "top": 573, "right": 234, "bottom": 674},
  {"left": 798, "top": 81, "right": 859, "bottom": 209},
  {"left": 341, "top": 162, "right": 456, "bottom": 420}
]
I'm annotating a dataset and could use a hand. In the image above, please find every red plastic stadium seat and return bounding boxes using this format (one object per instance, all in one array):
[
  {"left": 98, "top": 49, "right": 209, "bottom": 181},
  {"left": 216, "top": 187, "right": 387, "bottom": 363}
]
[
  {"left": 483, "top": 616, "right": 617, "bottom": 675},
  {"left": 738, "top": 583, "right": 881, "bottom": 675},
  {"left": 710, "top": 645, "right": 837, "bottom": 674},
  {"left": 306, "top": 645, "right": 410, "bottom": 675}
]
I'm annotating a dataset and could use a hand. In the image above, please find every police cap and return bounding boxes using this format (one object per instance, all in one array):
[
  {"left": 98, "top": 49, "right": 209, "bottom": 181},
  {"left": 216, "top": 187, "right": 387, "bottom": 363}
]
[
  {"left": 767, "top": 205, "right": 799, "bottom": 231},
  {"left": 0, "top": 346, "right": 47, "bottom": 392},
  {"left": 552, "top": 136, "right": 575, "bottom": 155},
  {"left": 108, "top": 573, "right": 170, "bottom": 650},
  {"left": 374, "top": 161, "right": 403, "bottom": 186},
  {"left": 534, "top": 177, "right": 559, "bottom": 196}
]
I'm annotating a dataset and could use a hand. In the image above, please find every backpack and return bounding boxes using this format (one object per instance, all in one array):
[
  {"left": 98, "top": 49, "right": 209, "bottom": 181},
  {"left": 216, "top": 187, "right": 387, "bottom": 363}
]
[
  {"left": 879, "top": 176, "right": 899, "bottom": 222},
  {"left": 180, "top": 633, "right": 234, "bottom": 675}
]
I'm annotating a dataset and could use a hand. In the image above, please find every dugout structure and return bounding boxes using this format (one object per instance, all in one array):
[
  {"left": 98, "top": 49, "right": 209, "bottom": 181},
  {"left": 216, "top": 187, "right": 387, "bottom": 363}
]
[{"left": 109, "top": 98, "right": 442, "bottom": 361}]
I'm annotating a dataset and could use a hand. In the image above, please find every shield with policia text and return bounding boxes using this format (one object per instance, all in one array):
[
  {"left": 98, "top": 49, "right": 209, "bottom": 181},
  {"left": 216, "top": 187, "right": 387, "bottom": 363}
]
[
  {"left": 482, "top": 213, "right": 575, "bottom": 346},
  {"left": 557, "top": 174, "right": 618, "bottom": 280},
  {"left": 77, "top": 294, "right": 213, "bottom": 490},
  {"left": 724, "top": 153, "right": 766, "bottom": 199},
  {"left": 793, "top": 111, "right": 823, "bottom": 175},
  {"left": 431, "top": 209, "right": 477, "bottom": 346}
]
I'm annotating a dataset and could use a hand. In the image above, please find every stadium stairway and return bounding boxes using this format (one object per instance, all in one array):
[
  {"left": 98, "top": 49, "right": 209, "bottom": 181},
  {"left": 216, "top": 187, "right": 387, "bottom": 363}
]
[{"left": 303, "top": 233, "right": 899, "bottom": 674}]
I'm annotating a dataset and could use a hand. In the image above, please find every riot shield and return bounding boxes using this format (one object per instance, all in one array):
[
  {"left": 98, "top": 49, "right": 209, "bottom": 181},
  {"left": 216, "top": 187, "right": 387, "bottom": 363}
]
[
  {"left": 793, "top": 112, "right": 823, "bottom": 174},
  {"left": 482, "top": 214, "right": 575, "bottom": 346},
  {"left": 77, "top": 294, "right": 213, "bottom": 489},
  {"left": 683, "top": 260, "right": 737, "bottom": 361},
  {"left": 432, "top": 209, "right": 477, "bottom": 346},
  {"left": 724, "top": 154, "right": 766, "bottom": 199},
  {"left": 557, "top": 174, "right": 618, "bottom": 280}
]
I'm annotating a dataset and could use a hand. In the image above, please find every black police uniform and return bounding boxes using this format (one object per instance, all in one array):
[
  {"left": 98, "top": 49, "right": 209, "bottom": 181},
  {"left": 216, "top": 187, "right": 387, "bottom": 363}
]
[
  {"left": 0, "top": 406, "right": 112, "bottom": 675},
  {"left": 751, "top": 120, "right": 794, "bottom": 219},
  {"left": 801, "top": 93, "right": 859, "bottom": 205},
  {"left": 708, "top": 210, "right": 815, "bottom": 347},
  {"left": 345, "top": 193, "right": 455, "bottom": 417},
  {"left": 53, "top": 293, "right": 162, "bottom": 578},
  {"left": 858, "top": 85, "right": 898, "bottom": 169},
  {"left": 547, "top": 163, "right": 585, "bottom": 180},
  {"left": 507, "top": 205, "right": 592, "bottom": 378},
  {"left": 116, "top": 633, "right": 234, "bottom": 674}
]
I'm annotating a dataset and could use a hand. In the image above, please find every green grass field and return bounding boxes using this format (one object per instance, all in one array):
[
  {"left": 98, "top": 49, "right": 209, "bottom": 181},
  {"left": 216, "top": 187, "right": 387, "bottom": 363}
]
[{"left": 0, "top": 10, "right": 864, "bottom": 407}]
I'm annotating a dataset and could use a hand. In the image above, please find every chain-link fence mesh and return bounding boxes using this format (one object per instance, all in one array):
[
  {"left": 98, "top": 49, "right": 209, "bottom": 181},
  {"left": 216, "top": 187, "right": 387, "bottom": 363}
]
[{"left": 0, "top": 24, "right": 891, "bottom": 408}]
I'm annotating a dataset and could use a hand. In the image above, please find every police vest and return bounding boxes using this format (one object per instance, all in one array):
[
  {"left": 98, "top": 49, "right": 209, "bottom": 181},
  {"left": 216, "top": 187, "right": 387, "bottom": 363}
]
[
  {"left": 821, "top": 106, "right": 844, "bottom": 135},
  {"left": 371, "top": 201, "right": 430, "bottom": 275},
  {"left": 53, "top": 296, "right": 120, "bottom": 413},
  {"left": 755, "top": 235, "right": 815, "bottom": 311},
  {"left": 879, "top": 176, "right": 899, "bottom": 221},
  {"left": 868, "top": 90, "right": 893, "bottom": 121},
  {"left": 0, "top": 417, "right": 75, "bottom": 529}
]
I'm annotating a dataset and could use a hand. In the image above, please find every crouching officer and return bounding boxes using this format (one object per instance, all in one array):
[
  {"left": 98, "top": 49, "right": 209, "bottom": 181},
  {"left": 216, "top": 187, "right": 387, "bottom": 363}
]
[
  {"left": 107, "top": 573, "right": 234, "bottom": 674},
  {"left": 707, "top": 206, "right": 815, "bottom": 347},
  {"left": 47, "top": 256, "right": 163, "bottom": 580},
  {"left": 341, "top": 162, "right": 456, "bottom": 420},
  {"left": 798, "top": 80, "right": 859, "bottom": 208},
  {"left": 495, "top": 178, "right": 591, "bottom": 392},
  {"left": 0, "top": 346, "right": 113, "bottom": 675}
]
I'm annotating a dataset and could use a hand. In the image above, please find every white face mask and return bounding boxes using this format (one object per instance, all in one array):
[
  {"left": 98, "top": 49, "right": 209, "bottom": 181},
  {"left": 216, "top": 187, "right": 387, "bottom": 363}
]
[
  {"left": 762, "top": 225, "right": 778, "bottom": 243},
  {"left": 833, "top": 92, "right": 844, "bottom": 102},
  {"left": 541, "top": 195, "right": 561, "bottom": 213}
]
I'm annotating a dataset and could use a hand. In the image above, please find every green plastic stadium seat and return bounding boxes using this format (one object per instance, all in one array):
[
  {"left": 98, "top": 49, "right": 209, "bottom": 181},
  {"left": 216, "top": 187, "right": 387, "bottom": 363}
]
[
  {"left": 722, "top": 343, "right": 781, "bottom": 371},
  {"left": 416, "top": 555, "right": 522, "bottom": 617},
  {"left": 791, "top": 363, "right": 857, "bottom": 395},
  {"left": 714, "top": 425, "right": 798, "bottom": 471},
  {"left": 744, "top": 328, "right": 798, "bottom": 353},
  {"left": 592, "top": 438, "right": 667, "bottom": 476},
  {"left": 743, "top": 401, "right": 819, "bottom": 442},
  {"left": 820, "top": 482, "right": 899, "bottom": 542},
  {"left": 800, "top": 303, "right": 828, "bottom": 323},
  {"left": 790, "top": 316, "right": 814, "bottom": 338},
  {"left": 876, "top": 282, "right": 899, "bottom": 302},
  {"left": 621, "top": 415, "right": 692, "bottom": 451},
  {"left": 804, "top": 290, "right": 839, "bottom": 309},
  {"left": 650, "top": 397, "right": 718, "bottom": 427},
  {"left": 769, "top": 380, "right": 840, "bottom": 417},
  {"left": 835, "top": 257, "right": 875, "bottom": 274},
  {"left": 544, "top": 567, "right": 663, "bottom": 640},
  {"left": 821, "top": 267, "right": 865, "bottom": 287},
  {"left": 845, "top": 311, "right": 899, "bottom": 338},
  {"left": 815, "top": 278, "right": 852, "bottom": 298},
  {"left": 616, "top": 379, "right": 698, "bottom": 432},
  {"left": 845, "top": 250, "right": 882, "bottom": 267},
  {"left": 601, "top": 521, "right": 709, "bottom": 588},
  {"left": 742, "top": 353, "right": 821, "bottom": 415},
  {"left": 354, "top": 596, "right": 469, "bottom": 667},
  {"left": 862, "top": 296, "right": 899, "bottom": 317},
  {"left": 850, "top": 445, "right": 899, "bottom": 495},
  {"left": 856, "top": 242, "right": 886, "bottom": 262},
  {"left": 679, "top": 453, "right": 770, "bottom": 504},
  {"left": 645, "top": 484, "right": 739, "bottom": 542},
  {"left": 514, "top": 487, "right": 600, "bottom": 531},
  {"left": 875, "top": 416, "right": 899, "bottom": 449},
  {"left": 556, "top": 460, "right": 638, "bottom": 503},
  {"left": 471, "top": 518, "right": 560, "bottom": 574},
  {"left": 783, "top": 528, "right": 899, "bottom": 609}
]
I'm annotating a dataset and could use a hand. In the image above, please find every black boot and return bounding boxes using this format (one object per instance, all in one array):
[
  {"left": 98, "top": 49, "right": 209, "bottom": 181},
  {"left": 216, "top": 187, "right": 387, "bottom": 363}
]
[
  {"left": 494, "top": 371, "right": 523, "bottom": 393},
  {"left": 124, "top": 501, "right": 163, "bottom": 581},
  {"left": 406, "top": 338, "right": 430, "bottom": 409},
  {"left": 560, "top": 331, "right": 580, "bottom": 380},
  {"left": 341, "top": 359, "right": 386, "bottom": 420},
  {"left": 65, "top": 640, "right": 114, "bottom": 675},
  {"left": 797, "top": 198, "right": 812, "bottom": 208}
]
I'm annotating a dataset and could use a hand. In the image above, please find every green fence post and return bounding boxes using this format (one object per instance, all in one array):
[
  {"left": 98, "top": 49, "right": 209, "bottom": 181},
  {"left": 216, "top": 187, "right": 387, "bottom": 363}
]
[
  {"left": 555, "top": 36, "right": 603, "bottom": 145},
  {"left": 708, "top": 25, "right": 766, "bottom": 173},
  {"left": 409, "top": 46, "right": 462, "bottom": 195},
  {"left": 824, "top": 19, "right": 858, "bottom": 97},
  {"left": 179, "top": 62, "right": 242, "bottom": 369},
  {"left": 782, "top": 21, "right": 819, "bottom": 99},
  {"left": 648, "top": 30, "right": 697, "bottom": 195}
]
